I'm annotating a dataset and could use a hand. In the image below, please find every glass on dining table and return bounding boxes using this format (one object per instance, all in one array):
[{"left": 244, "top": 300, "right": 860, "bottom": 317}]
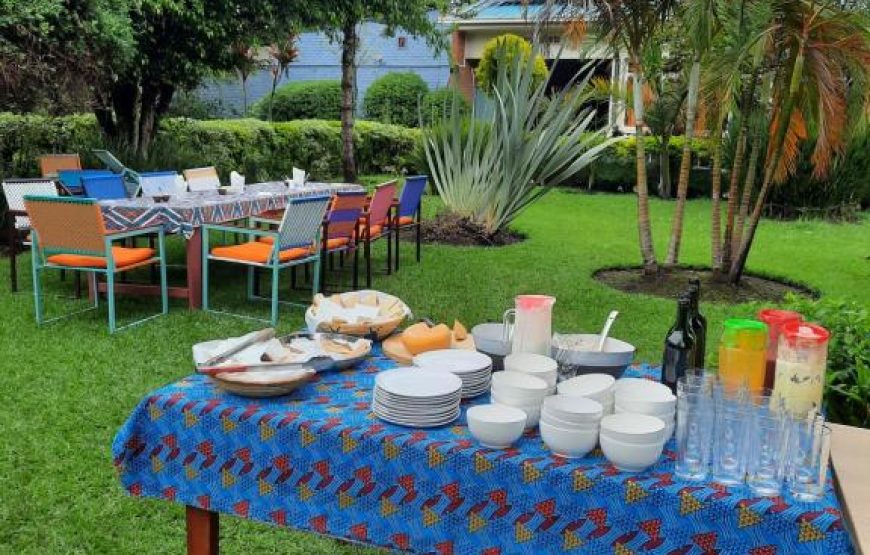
[
  {"left": 711, "top": 390, "right": 750, "bottom": 485},
  {"left": 788, "top": 417, "right": 831, "bottom": 503},
  {"left": 745, "top": 392, "right": 790, "bottom": 497},
  {"left": 674, "top": 375, "right": 715, "bottom": 481}
]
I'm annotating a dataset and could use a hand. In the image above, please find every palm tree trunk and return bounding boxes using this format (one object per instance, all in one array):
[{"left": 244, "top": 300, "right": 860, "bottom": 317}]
[
  {"left": 631, "top": 60, "right": 658, "bottom": 274},
  {"left": 268, "top": 75, "right": 278, "bottom": 122},
  {"left": 709, "top": 131, "right": 724, "bottom": 273},
  {"left": 665, "top": 57, "right": 700, "bottom": 265},
  {"left": 659, "top": 139, "right": 672, "bottom": 199},
  {"left": 720, "top": 128, "right": 747, "bottom": 269},
  {"left": 340, "top": 19, "right": 359, "bottom": 183},
  {"left": 733, "top": 138, "right": 760, "bottom": 253}
]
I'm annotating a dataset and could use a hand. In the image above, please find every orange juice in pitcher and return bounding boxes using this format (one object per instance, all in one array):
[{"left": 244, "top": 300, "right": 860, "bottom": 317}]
[{"left": 718, "top": 319, "right": 768, "bottom": 393}]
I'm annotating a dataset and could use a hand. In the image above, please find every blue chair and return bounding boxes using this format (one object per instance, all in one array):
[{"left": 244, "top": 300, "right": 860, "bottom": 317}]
[
  {"left": 82, "top": 174, "right": 128, "bottom": 200},
  {"left": 57, "top": 170, "right": 115, "bottom": 195},
  {"left": 392, "top": 175, "right": 428, "bottom": 271},
  {"left": 202, "top": 195, "right": 331, "bottom": 325}
]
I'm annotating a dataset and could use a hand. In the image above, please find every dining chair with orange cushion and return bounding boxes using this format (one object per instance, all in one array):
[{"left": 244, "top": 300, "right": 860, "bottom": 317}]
[
  {"left": 202, "top": 195, "right": 331, "bottom": 325},
  {"left": 320, "top": 190, "right": 367, "bottom": 292},
  {"left": 359, "top": 181, "right": 397, "bottom": 288},
  {"left": 39, "top": 154, "right": 82, "bottom": 179},
  {"left": 22, "top": 196, "right": 167, "bottom": 333},
  {"left": 392, "top": 175, "right": 427, "bottom": 271}
]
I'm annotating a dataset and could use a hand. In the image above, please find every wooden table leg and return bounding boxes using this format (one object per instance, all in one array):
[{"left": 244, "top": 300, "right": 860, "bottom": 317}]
[
  {"left": 186, "top": 506, "right": 219, "bottom": 555},
  {"left": 186, "top": 229, "right": 203, "bottom": 310}
]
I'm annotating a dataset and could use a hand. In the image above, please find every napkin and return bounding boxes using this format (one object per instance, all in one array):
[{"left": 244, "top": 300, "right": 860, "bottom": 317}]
[
  {"left": 230, "top": 171, "right": 245, "bottom": 188},
  {"left": 292, "top": 167, "right": 307, "bottom": 187},
  {"left": 174, "top": 174, "right": 188, "bottom": 195}
]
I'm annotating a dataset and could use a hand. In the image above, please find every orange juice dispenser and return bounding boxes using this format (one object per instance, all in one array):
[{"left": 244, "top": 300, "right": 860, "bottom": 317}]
[
  {"left": 773, "top": 321, "right": 830, "bottom": 417},
  {"left": 718, "top": 319, "right": 768, "bottom": 393},
  {"left": 757, "top": 309, "right": 803, "bottom": 389}
]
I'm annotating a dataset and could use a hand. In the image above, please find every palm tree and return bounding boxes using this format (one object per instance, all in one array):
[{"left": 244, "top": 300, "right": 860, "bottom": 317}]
[
  {"left": 231, "top": 42, "right": 261, "bottom": 116},
  {"left": 665, "top": 0, "right": 719, "bottom": 265},
  {"left": 267, "top": 35, "right": 299, "bottom": 122},
  {"left": 585, "top": 0, "right": 678, "bottom": 274},
  {"left": 729, "top": 0, "right": 870, "bottom": 283}
]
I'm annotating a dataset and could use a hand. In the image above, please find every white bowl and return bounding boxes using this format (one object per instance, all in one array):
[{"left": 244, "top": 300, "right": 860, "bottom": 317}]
[
  {"left": 615, "top": 379, "right": 676, "bottom": 413},
  {"left": 505, "top": 352, "right": 558, "bottom": 374},
  {"left": 599, "top": 433, "right": 664, "bottom": 472},
  {"left": 490, "top": 395, "right": 542, "bottom": 429},
  {"left": 542, "top": 395, "right": 603, "bottom": 424},
  {"left": 558, "top": 374, "right": 616, "bottom": 400},
  {"left": 541, "top": 408, "right": 600, "bottom": 430},
  {"left": 615, "top": 378, "right": 672, "bottom": 397},
  {"left": 492, "top": 371, "right": 548, "bottom": 397},
  {"left": 614, "top": 403, "right": 675, "bottom": 419},
  {"left": 600, "top": 413, "right": 666, "bottom": 445},
  {"left": 540, "top": 420, "right": 599, "bottom": 459},
  {"left": 467, "top": 404, "right": 527, "bottom": 448},
  {"left": 472, "top": 323, "right": 512, "bottom": 357},
  {"left": 490, "top": 385, "right": 547, "bottom": 406}
]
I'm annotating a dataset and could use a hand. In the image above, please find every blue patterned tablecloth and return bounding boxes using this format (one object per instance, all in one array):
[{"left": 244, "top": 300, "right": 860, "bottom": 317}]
[
  {"left": 101, "top": 182, "right": 363, "bottom": 237},
  {"left": 112, "top": 348, "right": 853, "bottom": 555}
]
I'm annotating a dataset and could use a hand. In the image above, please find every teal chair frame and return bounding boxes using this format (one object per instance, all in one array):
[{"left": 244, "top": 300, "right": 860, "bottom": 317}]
[
  {"left": 26, "top": 198, "right": 168, "bottom": 333},
  {"left": 201, "top": 196, "right": 330, "bottom": 326}
]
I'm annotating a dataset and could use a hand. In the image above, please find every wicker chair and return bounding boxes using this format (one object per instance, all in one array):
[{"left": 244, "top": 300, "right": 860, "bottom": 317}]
[
  {"left": 391, "top": 175, "right": 427, "bottom": 271},
  {"left": 183, "top": 167, "right": 221, "bottom": 192},
  {"left": 359, "top": 181, "right": 397, "bottom": 288},
  {"left": 2, "top": 179, "right": 60, "bottom": 292},
  {"left": 202, "top": 195, "right": 331, "bottom": 325},
  {"left": 39, "top": 154, "right": 82, "bottom": 179},
  {"left": 23, "top": 196, "right": 167, "bottom": 333}
]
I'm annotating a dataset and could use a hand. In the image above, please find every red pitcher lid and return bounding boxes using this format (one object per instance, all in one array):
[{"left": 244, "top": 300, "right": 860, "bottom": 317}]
[
  {"left": 781, "top": 321, "right": 830, "bottom": 345},
  {"left": 516, "top": 295, "right": 555, "bottom": 310},
  {"left": 757, "top": 309, "right": 803, "bottom": 326}
]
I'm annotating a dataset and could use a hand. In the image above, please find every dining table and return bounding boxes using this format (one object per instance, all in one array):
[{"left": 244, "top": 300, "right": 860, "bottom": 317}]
[
  {"left": 112, "top": 348, "right": 855, "bottom": 555},
  {"left": 97, "top": 181, "right": 363, "bottom": 309}
]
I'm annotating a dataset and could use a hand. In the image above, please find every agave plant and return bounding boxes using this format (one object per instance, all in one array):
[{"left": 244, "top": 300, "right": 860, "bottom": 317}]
[{"left": 423, "top": 46, "right": 616, "bottom": 236}]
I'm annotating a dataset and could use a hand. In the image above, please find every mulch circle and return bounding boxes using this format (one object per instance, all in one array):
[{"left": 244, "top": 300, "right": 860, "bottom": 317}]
[
  {"left": 594, "top": 266, "right": 817, "bottom": 304},
  {"left": 402, "top": 212, "right": 526, "bottom": 247}
]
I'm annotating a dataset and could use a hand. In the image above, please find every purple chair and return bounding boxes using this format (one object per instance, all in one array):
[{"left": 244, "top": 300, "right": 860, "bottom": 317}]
[{"left": 392, "top": 175, "right": 427, "bottom": 271}]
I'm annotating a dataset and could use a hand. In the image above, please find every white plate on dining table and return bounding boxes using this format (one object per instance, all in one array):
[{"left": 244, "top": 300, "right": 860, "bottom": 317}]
[
  {"left": 413, "top": 349, "right": 493, "bottom": 375},
  {"left": 373, "top": 408, "right": 461, "bottom": 428},
  {"left": 375, "top": 368, "right": 462, "bottom": 398}
]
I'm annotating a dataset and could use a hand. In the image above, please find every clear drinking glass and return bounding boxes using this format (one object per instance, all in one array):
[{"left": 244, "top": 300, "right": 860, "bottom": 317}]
[
  {"left": 788, "top": 420, "right": 831, "bottom": 502},
  {"left": 745, "top": 400, "right": 790, "bottom": 497},
  {"left": 674, "top": 385, "right": 714, "bottom": 481},
  {"left": 711, "top": 394, "right": 749, "bottom": 485}
]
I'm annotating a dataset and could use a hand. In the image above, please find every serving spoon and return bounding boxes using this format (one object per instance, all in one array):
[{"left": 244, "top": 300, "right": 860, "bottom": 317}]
[{"left": 596, "top": 310, "right": 620, "bottom": 352}]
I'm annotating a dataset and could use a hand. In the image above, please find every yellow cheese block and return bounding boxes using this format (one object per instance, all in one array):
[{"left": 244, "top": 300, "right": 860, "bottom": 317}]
[
  {"left": 401, "top": 322, "right": 453, "bottom": 355},
  {"left": 453, "top": 320, "right": 468, "bottom": 341}
]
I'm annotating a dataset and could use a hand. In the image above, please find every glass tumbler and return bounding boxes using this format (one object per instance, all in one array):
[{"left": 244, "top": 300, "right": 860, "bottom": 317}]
[
  {"left": 711, "top": 394, "right": 749, "bottom": 485},
  {"left": 745, "top": 401, "right": 790, "bottom": 496},
  {"left": 674, "top": 386, "right": 714, "bottom": 481},
  {"left": 788, "top": 420, "right": 831, "bottom": 502}
]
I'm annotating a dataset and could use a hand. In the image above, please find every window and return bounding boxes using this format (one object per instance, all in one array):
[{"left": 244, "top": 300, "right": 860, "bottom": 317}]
[{"left": 397, "top": 36, "right": 407, "bottom": 49}]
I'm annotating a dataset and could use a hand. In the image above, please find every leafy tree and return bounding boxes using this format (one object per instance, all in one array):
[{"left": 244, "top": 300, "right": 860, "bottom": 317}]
[{"left": 475, "top": 34, "right": 549, "bottom": 94}]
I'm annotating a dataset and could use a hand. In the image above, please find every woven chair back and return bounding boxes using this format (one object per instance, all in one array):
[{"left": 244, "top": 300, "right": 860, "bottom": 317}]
[
  {"left": 140, "top": 171, "right": 181, "bottom": 197},
  {"left": 2, "top": 179, "right": 58, "bottom": 229},
  {"left": 369, "top": 181, "right": 397, "bottom": 227},
  {"left": 184, "top": 167, "right": 221, "bottom": 192},
  {"left": 397, "top": 176, "right": 427, "bottom": 218},
  {"left": 326, "top": 191, "right": 367, "bottom": 239},
  {"left": 82, "top": 174, "right": 128, "bottom": 200},
  {"left": 39, "top": 154, "right": 82, "bottom": 179},
  {"left": 23, "top": 196, "right": 107, "bottom": 255},
  {"left": 276, "top": 196, "right": 331, "bottom": 251}
]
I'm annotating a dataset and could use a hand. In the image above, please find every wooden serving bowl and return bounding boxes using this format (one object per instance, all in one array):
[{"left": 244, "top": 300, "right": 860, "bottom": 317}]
[{"left": 305, "top": 290, "right": 411, "bottom": 340}]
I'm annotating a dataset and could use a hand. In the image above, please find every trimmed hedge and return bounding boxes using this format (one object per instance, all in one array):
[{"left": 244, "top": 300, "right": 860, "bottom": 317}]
[
  {"left": 0, "top": 113, "right": 422, "bottom": 182},
  {"left": 363, "top": 72, "right": 429, "bottom": 128},
  {"left": 420, "top": 88, "right": 471, "bottom": 126},
  {"left": 252, "top": 80, "right": 342, "bottom": 121}
]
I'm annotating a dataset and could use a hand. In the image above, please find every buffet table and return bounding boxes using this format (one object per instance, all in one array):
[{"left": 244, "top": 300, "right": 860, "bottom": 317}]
[
  {"left": 112, "top": 347, "right": 854, "bottom": 554},
  {"left": 96, "top": 182, "right": 363, "bottom": 308}
]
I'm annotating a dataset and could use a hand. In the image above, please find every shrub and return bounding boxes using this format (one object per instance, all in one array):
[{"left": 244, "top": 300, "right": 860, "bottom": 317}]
[
  {"left": 252, "top": 80, "right": 342, "bottom": 121},
  {"left": 419, "top": 88, "right": 470, "bottom": 126},
  {"left": 167, "top": 91, "right": 225, "bottom": 120},
  {"left": 475, "top": 34, "right": 548, "bottom": 95},
  {"left": 783, "top": 294, "right": 870, "bottom": 428},
  {"left": 0, "top": 113, "right": 421, "bottom": 183},
  {"left": 363, "top": 72, "right": 429, "bottom": 128}
]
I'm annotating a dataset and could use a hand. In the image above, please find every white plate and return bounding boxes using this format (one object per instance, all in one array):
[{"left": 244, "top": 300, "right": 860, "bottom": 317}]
[
  {"left": 375, "top": 368, "right": 462, "bottom": 398},
  {"left": 375, "top": 408, "right": 461, "bottom": 428},
  {"left": 413, "top": 349, "right": 493, "bottom": 375}
]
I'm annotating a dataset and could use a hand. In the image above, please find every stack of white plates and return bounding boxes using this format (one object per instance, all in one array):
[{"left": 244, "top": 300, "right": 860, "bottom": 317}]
[
  {"left": 372, "top": 368, "right": 462, "bottom": 428},
  {"left": 504, "top": 353, "right": 558, "bottom": 394},
  {"left": 491, "top": 371, "right": 549, "bottom": 428},
  {"left": 557, "top": 373, "right": 616, "bottom": 414},
  {"left": 614, "top": 378, "right": 676, "bottom": 439},
  {"left": 413, "top": 349, "right": 493, "bottom": 399}
]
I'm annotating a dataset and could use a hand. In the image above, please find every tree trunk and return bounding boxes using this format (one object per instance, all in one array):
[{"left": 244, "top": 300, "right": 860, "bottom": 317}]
[
  {"left": 733, "top": 138, "right": 760, "bottom": 253},
  {"left": 340, "top": 20, "right": 359, "bottom": 183},
  {"left": 720, "top": 127, "right": 747, "bottom": 269},
  {"left": 709, "top": 132, "right": 724, "bottom": 273},
  {"left": 630, "top": 60, "right": 658, "bottom": 275},
  {"left": 658, "top": 140, "right": 672, "bottom": 199},
  {"left": 665, "top": 57, "right": 700, "bottom": 266},
  {"left": 269, "top": 76, "right": 278, "bottom": 122},
  {"left": 94, "top": 79, "right": 175, "bottom": 158}
]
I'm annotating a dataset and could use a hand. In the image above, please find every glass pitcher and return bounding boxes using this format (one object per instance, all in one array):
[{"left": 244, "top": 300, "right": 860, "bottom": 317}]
[
  {"left": 773, "top": 321, "right": 830, "bottom": 418},
  {"left": 504, "top": 295, "right": 555, "bottom": 356},
  {"left": 718, "top": 319, "right": 768, "bottom": 394}
]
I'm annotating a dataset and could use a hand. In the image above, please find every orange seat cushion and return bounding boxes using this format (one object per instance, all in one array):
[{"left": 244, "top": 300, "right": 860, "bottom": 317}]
[
  {"left": 257, "top": 209, "right": 284, "bottom": 221},
  {"left": 47, "top": 247, "right": 155, "bottom": 269},
  {"left": 261, "top": 236, "right": 349, "bottom": 250},
  {"left": 397, "top": 216, "right": 415, "bottom": 226},
  {"left": 358, "top": 224, "right": 383, "bottom": 238},
  {"left": 211, "top": 241, "right": 310, "bottom": 264}
]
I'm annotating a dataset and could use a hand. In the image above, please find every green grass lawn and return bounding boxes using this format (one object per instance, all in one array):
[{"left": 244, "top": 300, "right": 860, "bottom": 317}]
[{"left": 0, "top": 189, "right": 867, "bottom": 553}]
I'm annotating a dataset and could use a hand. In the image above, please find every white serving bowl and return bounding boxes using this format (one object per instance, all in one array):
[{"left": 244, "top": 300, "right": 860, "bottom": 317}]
[
  {"left": 599, "top": 433, "right": 665, "bottom": 472},
  {"left": 540, "top": 420, "right": 599, "bottom": 459},
  {"left": 600, "top": 413, "right": 666, "bottom": 445},
  {"left": 467, "top": 404, "right": 527, "bottom": 448},
  {"left": 558, "top": 374, "right": 616, "bottom": 401},
  {"left": 491, "top": 371, "right": 549, "bottom": 399},
  {"left": 542, "top": 395, "right": 603, "bottom": 425},
  {"left": 472, "top": 323, "right": 512, "bottom": 357}
]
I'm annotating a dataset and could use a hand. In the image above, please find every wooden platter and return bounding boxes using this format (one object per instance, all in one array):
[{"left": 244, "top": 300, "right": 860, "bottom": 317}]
[{"left": 382, "top": 333, "right": 476, "bottom": 365}]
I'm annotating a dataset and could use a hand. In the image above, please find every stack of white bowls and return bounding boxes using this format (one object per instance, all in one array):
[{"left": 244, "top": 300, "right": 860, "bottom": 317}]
[
  {"left": 504, "top": 353, "right": 558, "bottom": 394},
  {"left": 557, "top": 374, "right": 616, "bottom": 414},
  {"left": 490, "top": 371, "right": 549, "bottom": 428},
  {"left": 599, "top": 413, "right": 667, "bottom": 472},
  {"left": 539, "top": 395, "right": 603, "bottom": 458},
  {"left": 614, "top": 378, "right": 676, "bottom": 440}
]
